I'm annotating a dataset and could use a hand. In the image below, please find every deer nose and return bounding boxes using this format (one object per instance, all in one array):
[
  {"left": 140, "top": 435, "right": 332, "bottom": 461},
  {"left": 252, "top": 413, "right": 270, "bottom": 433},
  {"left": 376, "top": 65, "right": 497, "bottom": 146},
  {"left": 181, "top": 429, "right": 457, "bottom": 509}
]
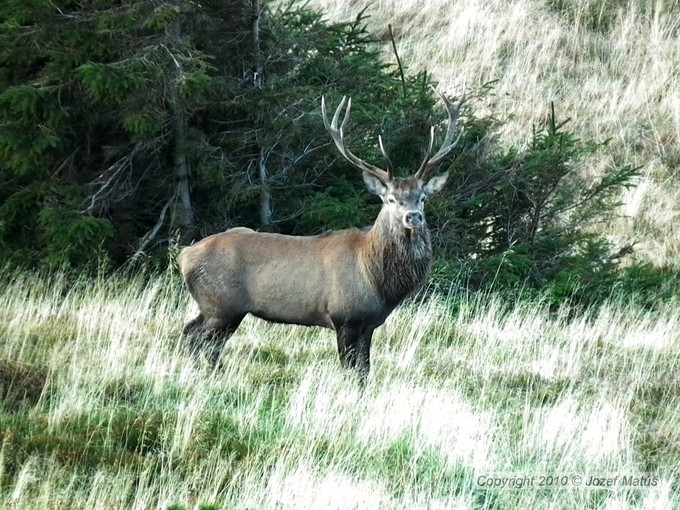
[{"left": 404, "top": 211, "right": 424, "bottom": 228}]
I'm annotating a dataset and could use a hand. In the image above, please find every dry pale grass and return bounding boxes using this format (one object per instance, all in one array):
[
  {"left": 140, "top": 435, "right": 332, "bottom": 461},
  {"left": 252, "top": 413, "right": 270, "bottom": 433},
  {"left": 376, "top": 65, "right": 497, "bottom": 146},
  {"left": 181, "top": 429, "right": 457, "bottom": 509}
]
[{"left": 0, "top": 273, "right": 678, "bottom": 508}]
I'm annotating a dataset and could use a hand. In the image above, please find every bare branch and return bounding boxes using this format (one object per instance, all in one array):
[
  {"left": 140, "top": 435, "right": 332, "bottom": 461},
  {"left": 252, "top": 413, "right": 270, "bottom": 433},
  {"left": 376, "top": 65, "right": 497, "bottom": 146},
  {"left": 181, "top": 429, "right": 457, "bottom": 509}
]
[
  {"left": 128, "top": 193, "right": 175, "bottom": 266},
  {"left": 279, "top": 142, "right": 325, "bottom": 181},
  {"left": 82, "top": 157, "right": 130, "bottom": 215},
  {"left": 82, "top": 142, "right": 150, "bottom": 215}
]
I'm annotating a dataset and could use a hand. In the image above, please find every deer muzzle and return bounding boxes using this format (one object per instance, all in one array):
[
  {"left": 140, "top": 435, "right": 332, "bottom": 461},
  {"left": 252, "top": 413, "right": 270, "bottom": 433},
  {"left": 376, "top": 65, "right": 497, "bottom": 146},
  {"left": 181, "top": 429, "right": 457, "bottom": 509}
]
[{"left": 403, "top": 211, "right": 424, "bottom": 228}]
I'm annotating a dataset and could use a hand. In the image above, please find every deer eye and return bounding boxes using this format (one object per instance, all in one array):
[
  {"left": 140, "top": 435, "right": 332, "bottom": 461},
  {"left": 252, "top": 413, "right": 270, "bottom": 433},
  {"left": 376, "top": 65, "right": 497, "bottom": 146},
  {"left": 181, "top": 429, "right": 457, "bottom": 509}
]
[{"left": 387, "top": 196, "right": 397, "bottom": 204}]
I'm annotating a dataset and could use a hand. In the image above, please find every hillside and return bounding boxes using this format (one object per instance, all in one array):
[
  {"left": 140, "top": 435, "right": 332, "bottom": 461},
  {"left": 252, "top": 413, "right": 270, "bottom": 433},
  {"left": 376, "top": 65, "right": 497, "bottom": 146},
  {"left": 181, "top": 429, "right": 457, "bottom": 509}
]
[{"left": 303, "top": 0, "right": 680, "bottom": 266}]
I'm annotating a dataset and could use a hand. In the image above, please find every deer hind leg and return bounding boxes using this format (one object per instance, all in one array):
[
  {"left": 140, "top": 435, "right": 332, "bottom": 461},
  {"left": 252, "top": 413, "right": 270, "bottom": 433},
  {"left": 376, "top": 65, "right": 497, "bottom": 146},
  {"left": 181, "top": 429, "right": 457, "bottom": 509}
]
[
  {"left": 184, "top": 314, "right": 244, "bottom": 365},
  {"left": 183, "top": 314, "right": 205, "bottom": 338}
]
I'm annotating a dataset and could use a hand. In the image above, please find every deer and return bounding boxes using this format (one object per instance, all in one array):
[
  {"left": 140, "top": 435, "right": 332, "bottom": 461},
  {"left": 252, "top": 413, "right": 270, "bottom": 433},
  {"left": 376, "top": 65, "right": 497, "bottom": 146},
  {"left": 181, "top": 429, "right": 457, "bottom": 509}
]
[{"left": 178, "top": 89, "right": 465, "bottom": 384}]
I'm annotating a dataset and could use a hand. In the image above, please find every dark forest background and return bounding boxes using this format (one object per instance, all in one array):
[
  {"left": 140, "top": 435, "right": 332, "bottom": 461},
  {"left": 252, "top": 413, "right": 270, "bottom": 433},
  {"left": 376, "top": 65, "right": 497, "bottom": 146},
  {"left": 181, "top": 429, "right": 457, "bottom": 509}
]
[{"left": 1, "top": 0, "right": 676, "bottom": 306}]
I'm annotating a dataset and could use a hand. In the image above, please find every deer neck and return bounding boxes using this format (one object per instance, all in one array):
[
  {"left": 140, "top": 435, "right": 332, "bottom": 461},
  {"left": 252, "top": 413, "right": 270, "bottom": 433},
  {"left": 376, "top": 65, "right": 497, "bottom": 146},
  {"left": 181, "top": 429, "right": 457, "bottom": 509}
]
[{"left": 362, "top": 209, "right": 433, "bottom": 308}]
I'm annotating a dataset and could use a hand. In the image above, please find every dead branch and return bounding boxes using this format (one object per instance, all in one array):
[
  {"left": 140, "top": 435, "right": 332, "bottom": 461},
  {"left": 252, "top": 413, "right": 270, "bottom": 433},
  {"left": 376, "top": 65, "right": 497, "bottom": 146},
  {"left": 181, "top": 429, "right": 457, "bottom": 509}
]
[{"left": 127, "top": 193, "right": 175, "bottom": 266}]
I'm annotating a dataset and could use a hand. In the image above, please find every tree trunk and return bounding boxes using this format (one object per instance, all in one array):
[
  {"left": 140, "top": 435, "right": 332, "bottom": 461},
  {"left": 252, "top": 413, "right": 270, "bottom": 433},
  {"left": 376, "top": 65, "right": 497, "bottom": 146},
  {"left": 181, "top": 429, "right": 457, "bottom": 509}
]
[
  {"left": 251, "top": 0, "right": 263, "bottom": 90},
  {"left": 250, "top": 0, "right": 271, "bottom": 229},
  {"left": 258, "top": 147, "right": 272, "bottom": 229},
  {"left": 173, "top": 105, "right": 195, "bottom": 241},
  {"left": 169, "top": 0, "right": 195, "bottom": 242}
]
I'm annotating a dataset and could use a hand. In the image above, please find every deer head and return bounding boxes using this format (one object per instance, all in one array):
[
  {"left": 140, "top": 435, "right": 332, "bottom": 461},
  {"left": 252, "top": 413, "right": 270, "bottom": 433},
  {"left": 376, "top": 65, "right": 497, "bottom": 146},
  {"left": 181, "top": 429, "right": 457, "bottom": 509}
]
[{"left": 321, "top": 88, "right": 465, "bottom": 230}]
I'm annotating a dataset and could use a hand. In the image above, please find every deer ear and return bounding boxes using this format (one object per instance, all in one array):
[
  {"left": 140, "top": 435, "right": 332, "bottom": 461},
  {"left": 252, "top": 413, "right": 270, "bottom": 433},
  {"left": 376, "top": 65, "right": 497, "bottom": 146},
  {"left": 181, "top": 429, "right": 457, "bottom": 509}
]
[
  {"left": 423, "top": 172, "right": 449, "bottom": 197},
  {"left": 363, "top": 172, "right": 387, "bottom": 197}
]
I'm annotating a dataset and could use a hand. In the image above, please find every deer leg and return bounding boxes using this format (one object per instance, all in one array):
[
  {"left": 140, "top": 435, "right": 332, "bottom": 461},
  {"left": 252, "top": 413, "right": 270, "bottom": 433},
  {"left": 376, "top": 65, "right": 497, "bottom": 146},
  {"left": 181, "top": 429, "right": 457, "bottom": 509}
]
[
  {"left": 183, "top": 314, "right": 206, "bottom": 354},
  {"left": 355, "top": 327, "right": 375, "bottom": 385},
  {"left": 183, "top": 314, "right": 205, "bottom": 337},
  {"left": 336, "top": 324, "right": 375, "bottom": 387},
  {"left": 336, "top": 325, "right": 360, "bottom": 370},
  {"left": 185, "top": 315, "right": 243, "bottom": 365}
]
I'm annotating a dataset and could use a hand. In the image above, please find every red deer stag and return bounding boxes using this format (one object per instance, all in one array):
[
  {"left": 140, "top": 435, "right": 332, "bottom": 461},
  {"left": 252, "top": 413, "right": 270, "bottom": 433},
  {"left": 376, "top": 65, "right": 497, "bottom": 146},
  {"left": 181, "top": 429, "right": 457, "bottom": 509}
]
[{"left": 178, "top": 89, "right": 465, "bottom": 383}]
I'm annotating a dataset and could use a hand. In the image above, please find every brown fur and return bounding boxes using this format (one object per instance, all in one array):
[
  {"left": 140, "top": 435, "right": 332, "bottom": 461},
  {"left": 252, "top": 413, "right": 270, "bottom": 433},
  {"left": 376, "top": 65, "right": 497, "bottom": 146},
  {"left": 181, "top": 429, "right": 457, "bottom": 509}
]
[
  {"left": 361, "top": 207, "right": 432, "bottom": 308},
  {"left": 178, "top": 175, "right": 444, "bottom": 385}
]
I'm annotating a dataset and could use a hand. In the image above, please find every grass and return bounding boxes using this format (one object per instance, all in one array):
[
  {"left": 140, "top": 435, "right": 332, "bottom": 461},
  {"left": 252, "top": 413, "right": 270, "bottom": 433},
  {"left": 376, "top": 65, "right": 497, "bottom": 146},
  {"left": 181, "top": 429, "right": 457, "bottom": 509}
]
[
  {"left": 296, "top": 0, "right": 680, "bottom": 268},
  {"left": 0, "top": 270, "right": 678, "bottom": 508}
]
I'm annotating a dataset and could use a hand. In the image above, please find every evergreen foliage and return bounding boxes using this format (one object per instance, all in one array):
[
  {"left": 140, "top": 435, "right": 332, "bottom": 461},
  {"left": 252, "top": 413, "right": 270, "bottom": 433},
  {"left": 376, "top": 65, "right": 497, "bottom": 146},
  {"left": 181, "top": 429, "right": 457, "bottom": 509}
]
[
  {"left": 0, "top": 0, "right": 670, "bottom": 304},
  {"left": 431, "top": 100, "right": 644, "bottom": 305},
  {"left": 0, "top": 0, "right": 436, "bottom": 269}
]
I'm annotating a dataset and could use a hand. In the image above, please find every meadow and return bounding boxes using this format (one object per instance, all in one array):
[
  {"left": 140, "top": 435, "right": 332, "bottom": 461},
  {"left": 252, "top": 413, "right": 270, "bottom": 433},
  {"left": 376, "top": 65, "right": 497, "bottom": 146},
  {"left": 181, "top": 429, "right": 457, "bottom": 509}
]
[
  {"left": 2, "top": 0, "right": 680, "bottom": 508},
  {"left": 0, "top": 271, "right": 678, "bottom": 509}
]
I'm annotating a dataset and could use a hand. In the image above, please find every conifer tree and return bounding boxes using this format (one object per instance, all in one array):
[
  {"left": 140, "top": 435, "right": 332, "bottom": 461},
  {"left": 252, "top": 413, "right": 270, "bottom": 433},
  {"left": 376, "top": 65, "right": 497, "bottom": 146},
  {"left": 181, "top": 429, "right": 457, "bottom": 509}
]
[
  {"left": 0, "top": 0, "right": 433, "bottom": 268},
  {"left": 0, "top": 0, "right": 248, "bottom": 266}
]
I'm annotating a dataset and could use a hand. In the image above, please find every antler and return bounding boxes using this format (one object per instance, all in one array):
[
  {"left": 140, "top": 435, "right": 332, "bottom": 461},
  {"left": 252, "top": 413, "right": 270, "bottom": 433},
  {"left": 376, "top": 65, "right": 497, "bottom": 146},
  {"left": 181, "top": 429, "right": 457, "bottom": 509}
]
[
  {"left": 414, "top": 87, "right": 466, "bottom": 180},
  {"left": 321, "top": 96, "right": 392, "bottom": 182}
]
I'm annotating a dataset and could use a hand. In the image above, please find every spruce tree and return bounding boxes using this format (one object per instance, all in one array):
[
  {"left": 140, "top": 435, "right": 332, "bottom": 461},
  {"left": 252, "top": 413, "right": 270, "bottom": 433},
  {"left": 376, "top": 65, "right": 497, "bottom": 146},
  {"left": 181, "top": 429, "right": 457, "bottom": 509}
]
[{"left": 0, "top": 0, "right": 436, "bottom": 269}]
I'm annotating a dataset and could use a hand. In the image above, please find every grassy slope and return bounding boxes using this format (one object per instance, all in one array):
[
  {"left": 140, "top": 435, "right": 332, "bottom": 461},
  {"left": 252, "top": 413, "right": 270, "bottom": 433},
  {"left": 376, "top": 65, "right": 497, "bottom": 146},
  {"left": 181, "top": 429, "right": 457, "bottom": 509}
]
[
  {"left": 0, "top": 272, "right": 678, "bottom": 509},
  {"left": 300, "top": 0, "right": 680, "bottom": 267}
]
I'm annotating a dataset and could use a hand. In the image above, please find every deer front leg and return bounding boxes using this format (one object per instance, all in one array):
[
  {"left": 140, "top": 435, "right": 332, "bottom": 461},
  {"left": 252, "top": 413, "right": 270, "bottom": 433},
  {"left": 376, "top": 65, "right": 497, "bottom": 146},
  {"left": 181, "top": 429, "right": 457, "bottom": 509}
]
[
  {"left": 336, "top": 324, "right": 360, "bottom": 370},
  {"left": 336, "top": 324, "right": 374, "bottom": 387},
  {"left": 355, "top": 327, "right": 375, "bottom": 384}
]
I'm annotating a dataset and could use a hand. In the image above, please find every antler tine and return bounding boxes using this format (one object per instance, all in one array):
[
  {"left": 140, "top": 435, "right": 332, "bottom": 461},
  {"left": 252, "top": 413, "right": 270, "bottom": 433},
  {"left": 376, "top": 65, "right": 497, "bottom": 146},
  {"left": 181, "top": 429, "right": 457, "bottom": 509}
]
[
  {"left": 415, "top": 87, "right": 466, "bottom": 180},
  {"left": 321, "top": 96, "right": 392, "bottom": 182},
  {"left": 378, "top": 135, "right": 394, "bottom": 175}
]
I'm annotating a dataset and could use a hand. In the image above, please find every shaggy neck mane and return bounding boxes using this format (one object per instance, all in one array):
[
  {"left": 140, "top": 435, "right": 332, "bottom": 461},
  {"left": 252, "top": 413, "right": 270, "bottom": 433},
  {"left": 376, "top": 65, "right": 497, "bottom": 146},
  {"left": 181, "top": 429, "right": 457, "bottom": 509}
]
[{"left": 362, "top": 210, "right": 433, "bottom": 308}]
